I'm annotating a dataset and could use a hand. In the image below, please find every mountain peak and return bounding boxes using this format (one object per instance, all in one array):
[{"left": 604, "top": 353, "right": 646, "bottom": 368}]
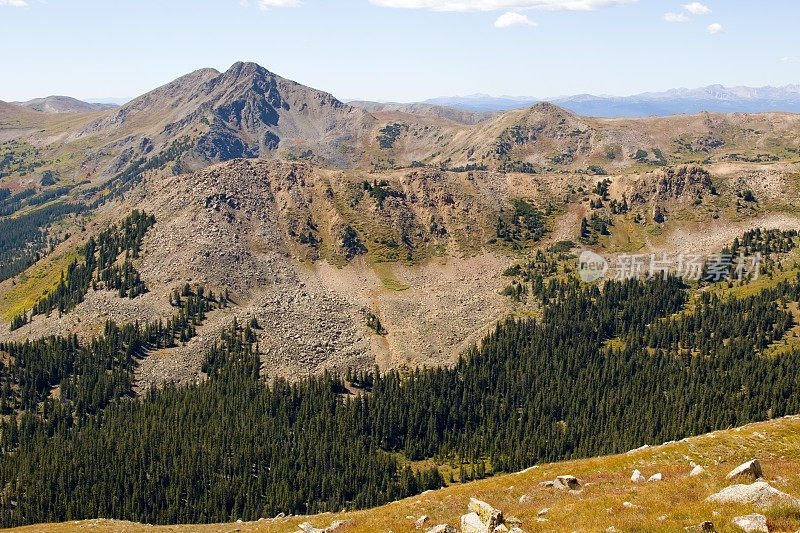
[
  {"left": 225, "top": 61, "right": 273, "bottom": 75},
  {"left": 73, "top": 62, "right": 375, "bottom": 173}
]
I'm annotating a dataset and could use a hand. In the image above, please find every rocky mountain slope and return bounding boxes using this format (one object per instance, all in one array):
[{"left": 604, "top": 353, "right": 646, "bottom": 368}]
[
  {"left": 0, "top": 158, "right": 521, "bottom": 383},
  {"left": 9, "top": 414, "right": 800, "bottom": 532},
  {"left": 4, "top": 154, "right": 800, "bottom": 387},
  {"left": 380, "top": 102, "right": 800, "bottom": 173},
  {"left": 3, "top": 62, "right": 800, "bottom": 385}
]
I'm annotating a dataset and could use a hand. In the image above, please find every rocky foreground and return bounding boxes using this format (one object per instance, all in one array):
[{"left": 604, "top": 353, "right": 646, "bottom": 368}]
[{"left": 6, "top": 415, "right": 800, "bottom": 533}]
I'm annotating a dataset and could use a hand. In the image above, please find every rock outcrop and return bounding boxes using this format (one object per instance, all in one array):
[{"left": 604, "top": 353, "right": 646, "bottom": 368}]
[
  {"left": 631, "top": 165, "right": 715, "bottom": 205},
  {"left": 460, "top": 498, "right": 521, "bottom": 533}
]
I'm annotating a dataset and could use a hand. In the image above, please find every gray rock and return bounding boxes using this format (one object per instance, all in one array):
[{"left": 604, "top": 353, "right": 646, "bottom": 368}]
[
  {"left": 726, "top": 459, "right": 763, "bottom": 482},
  {"left": 732, "top": 513, "right": 768, "bottom": 533},
  {"left": 461, "top": 512, "right": 486, "bottom": 533},
  {"left": 648, "top": 473, "right": 663, "bottom": 482},
  {"left": 297, "top": 521, "right": 347, "bottom": 533},
  {"left": 506, "top": 515, "right": 523, "bottom": 526},
  {"left": 298, "top": 523, "right": 323, "bottom": 533},
  {"left": 707, "top": 481, "right": 796, "bottom": 507},
  {"left": 631, "top": 469, "right": 645, "bottom": 483},
  {"left": 468, "top": 498, "right": 503, "bottom": 530},
  {"left": 690, "top": 465, "right": 705, "bottom": 477}
]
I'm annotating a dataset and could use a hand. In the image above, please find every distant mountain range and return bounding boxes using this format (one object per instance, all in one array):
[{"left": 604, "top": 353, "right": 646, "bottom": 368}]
[
  {"left": 11, "top": 95, "right": 119, "bottom": 113},
  {"left": 15, "top": 83, "right": 800, "bottom": 119},
  {"left": 414, "top": 84, "right": 800, "bottom": 117}
]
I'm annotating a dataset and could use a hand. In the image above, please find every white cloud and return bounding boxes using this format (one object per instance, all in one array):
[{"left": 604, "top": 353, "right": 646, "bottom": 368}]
[
  {"left": 706, "top": 22, "right": 722, "bottom": 34},
  {"left": 256, "top": 0, "right": 301, "bottom": 8},
  {"left": 781, "top": 56, "right": 799, "bottom": 63},
  {"left": 0, "top": 0, "right": 28, "bottom": 6},
  {"left": 494, "top": 11, "right": 536, "bottom": 26},
  {"left": 683, "top": 2, "right": 711, "bottom": 15},
  {"left": 662, "top": 12, "right": 689, "bottom": 22},
  {"left": 368, "top": 0, "right": 637, "bottom": 12}
]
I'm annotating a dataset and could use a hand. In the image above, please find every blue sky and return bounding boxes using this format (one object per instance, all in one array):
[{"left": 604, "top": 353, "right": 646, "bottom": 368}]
[{"left": 0, "top": 0, "right": 797, "bottom": 102}]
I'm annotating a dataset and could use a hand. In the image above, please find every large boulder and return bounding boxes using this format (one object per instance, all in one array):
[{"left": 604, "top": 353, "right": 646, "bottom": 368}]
[
  {"left": 468, "top": 498, "right": 504, "bottom": 530},
  {"left": 726, "top": 459, "right": 763, "bottom": 482},
  {"left": 631, "top": 469, "right": 645, "bottom": 483},
  {"left": 462, "top": 498, "right": 511, "bottom": 533},
  {"left": 707, "top": 481, "right": 796, "bottom": 507},
  {"left": 732, "top": 513, "right": 768, "bottom": 533},
  {"left": 461, "top": 512, "right": 486, "bottom": 533}
]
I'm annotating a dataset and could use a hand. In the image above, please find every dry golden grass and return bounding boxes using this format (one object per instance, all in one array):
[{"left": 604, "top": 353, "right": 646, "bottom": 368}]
[
  {"left": 0, "top": 249, "right": 79, "bottom": 322},
  {"left": 6, "top": 416, "right": 800, "bottom": 533}
]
